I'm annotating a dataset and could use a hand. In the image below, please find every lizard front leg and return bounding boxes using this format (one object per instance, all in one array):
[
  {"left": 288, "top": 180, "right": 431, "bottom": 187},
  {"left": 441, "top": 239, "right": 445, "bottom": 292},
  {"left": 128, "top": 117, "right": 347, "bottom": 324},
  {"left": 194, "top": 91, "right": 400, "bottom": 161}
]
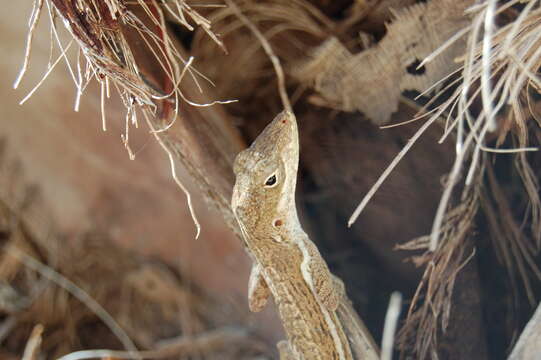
[
  {"left": 332, "top": 274, "right": 346, "bottom": 298},
  {"left": 248, "top": 262, "right": 271, "bottom": 312}
]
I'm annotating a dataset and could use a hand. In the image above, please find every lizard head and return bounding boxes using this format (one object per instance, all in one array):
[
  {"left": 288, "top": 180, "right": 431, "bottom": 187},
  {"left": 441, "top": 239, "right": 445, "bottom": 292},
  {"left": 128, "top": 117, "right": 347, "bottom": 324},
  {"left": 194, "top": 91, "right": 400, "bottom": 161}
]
[{"left": 231, "top": 110, "right": 300, "bottom": 235}]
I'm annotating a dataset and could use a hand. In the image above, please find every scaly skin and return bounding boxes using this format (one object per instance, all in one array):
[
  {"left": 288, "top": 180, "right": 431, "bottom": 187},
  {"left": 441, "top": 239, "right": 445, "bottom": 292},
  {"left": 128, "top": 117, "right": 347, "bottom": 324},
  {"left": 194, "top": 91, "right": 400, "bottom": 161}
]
[{"left": 231, "top": 111, "right": 353, "bottom": 360}]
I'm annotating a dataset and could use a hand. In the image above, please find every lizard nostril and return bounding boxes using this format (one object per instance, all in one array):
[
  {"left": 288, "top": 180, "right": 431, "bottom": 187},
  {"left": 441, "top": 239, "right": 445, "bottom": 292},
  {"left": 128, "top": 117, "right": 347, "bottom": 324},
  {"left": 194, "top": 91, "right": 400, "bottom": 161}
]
[{"left": 274, "top": 219, "right": 283, "bottom": 227}]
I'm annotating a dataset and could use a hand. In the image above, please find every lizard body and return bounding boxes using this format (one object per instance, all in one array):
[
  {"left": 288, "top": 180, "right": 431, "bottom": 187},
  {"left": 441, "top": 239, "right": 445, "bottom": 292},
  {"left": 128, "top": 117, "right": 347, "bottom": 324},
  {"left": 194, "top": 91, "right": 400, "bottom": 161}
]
[{"left": 232, "top": 111, "right": 353, "bottom": 360}]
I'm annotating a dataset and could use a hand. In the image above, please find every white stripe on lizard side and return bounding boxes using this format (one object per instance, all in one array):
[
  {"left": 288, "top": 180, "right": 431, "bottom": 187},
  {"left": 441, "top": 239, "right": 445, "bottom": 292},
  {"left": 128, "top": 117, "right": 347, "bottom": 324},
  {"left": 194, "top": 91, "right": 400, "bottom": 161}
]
[{"left": 297, "top": 236, "right": 347, "bottom": 360}]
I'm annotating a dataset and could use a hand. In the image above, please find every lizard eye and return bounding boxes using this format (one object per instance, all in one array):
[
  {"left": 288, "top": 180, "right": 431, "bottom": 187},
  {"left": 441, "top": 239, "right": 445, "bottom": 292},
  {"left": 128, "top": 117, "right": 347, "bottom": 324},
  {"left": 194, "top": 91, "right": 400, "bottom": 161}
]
[{"left": 264, "top": 174, "right": 277, "bottom": 187}]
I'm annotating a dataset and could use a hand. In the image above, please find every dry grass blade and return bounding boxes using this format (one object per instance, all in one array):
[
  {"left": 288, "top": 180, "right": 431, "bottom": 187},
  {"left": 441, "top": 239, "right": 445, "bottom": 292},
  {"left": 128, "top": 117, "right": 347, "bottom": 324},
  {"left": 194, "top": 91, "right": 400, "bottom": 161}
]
[
  {"left": 18, "top": 40, "right": 74, "bottom": 105},
  {"left": 144, "top": 112, "right": 201, "bottom": 239},
  {"left": 348, "top": 112, "right": 441, "bottom": 227},
  {"left": 160, "top": 0, "right": 226, "bottom": 51}
]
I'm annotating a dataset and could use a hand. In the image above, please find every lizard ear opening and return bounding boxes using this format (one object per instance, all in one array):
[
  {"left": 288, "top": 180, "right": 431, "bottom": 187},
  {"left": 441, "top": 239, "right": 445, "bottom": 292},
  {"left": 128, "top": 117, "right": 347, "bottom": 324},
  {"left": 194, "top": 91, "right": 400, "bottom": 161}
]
[{"left": 264, "top": 173, "right": 278, "bottom": 187}]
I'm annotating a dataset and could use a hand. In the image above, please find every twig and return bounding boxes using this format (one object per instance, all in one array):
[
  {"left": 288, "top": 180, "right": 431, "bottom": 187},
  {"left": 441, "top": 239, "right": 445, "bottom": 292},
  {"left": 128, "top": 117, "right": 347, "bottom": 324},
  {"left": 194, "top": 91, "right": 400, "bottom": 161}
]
[
  {"left": 101, "top": 79, "right": 107, "bottom": 131},
  {"left": 348, "top": 114, "right": 440, "bottom": 227},
  {"left": 224, "top": 0, "right": 292, "bottom": 113},
  {"left": 144, "top": 112, "right": 201, "bottom": 239}
]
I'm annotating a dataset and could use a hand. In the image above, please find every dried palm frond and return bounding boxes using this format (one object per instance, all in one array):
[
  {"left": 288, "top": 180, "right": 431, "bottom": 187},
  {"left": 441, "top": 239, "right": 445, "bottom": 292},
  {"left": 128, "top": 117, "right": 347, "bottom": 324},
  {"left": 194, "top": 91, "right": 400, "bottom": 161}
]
[
  {"left": 387, "top": 1, "right": 541, "bottom": 358},
  {"left": 15, "top": 0, "right": 226, "bottom": 153},
  {"left": 14, "top": 0, "right": 238, "bottom": 237},
  {"left": 419, "top": 0, "right": 541, "bottom": 251},
  {"left": 348, "top": 0, "right": 541, "bottom": 245},
  {"left": 341, "top": 3, "right": 541, "bottom": 358}
]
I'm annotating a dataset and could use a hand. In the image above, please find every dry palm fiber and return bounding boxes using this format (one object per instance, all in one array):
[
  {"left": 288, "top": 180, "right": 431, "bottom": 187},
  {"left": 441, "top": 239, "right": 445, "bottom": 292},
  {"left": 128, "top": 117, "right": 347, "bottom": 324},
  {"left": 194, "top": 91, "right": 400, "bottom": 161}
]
[
  {"left": 395, "top": 173, "right": 482, "bottom": 359},
  {"left": 292, "top": 0, "right": 474, "bottom": 124},
  {"left": 15, "top": 0, "right": 262, "bottom": 240},
  {"left": 189, "top": 0, "right": 474, "bottom": 124},
  {"left": 13, "top": 0, "right": 236, "bottom": 238},
  {"left": 189, "top": 0, "right": 332, "bottom": 117},
  {"left": 381, "top": 1, "right": 541, "bottom": 358},
  {"left": 190, "top": 1, "right": 541, "bottom": 356},
  {"left": 16, "top": 0, "right": 226, "bottom": 120}
]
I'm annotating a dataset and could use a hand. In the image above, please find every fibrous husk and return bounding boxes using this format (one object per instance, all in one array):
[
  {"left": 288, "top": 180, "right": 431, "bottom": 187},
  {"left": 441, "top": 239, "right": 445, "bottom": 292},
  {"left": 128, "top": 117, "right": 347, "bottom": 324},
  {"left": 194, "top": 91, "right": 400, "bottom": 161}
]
[
  {"left": 292, "top": 0, "right": 474, "bottom": 124},
  {"left": 20, "top": 0, "right": 224, "bottom": 120},
  {"left": 189, "top": 0, "right": 331, "bottom": 110},
  {"left": 391, "top": 1, "right": 541, "bottom": 357},
  {"left": 16, "top": 0, "right": 249, "bottom": 234}
]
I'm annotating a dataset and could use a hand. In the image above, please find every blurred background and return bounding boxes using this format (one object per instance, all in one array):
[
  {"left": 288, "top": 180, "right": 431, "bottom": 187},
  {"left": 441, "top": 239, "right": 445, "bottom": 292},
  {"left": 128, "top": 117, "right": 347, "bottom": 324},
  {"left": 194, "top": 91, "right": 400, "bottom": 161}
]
[{"left": 1, "top": 1, "right": 541, "bottom": 359}]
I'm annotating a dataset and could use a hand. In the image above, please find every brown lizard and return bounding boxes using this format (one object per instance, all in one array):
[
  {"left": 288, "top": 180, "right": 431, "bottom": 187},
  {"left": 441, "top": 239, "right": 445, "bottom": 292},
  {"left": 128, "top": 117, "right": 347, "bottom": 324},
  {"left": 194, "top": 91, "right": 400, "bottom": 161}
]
[{"left": 231, "top": 110, "right": 355, "bottom": 360}]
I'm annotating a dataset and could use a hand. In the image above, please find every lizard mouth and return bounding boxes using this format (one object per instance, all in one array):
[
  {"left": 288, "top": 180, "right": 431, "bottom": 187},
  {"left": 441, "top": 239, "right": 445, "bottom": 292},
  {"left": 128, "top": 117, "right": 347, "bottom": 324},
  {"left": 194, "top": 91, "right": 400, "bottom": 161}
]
[
  {"left": 231, "top": 193, "right": 241, "bottom": 216},
  {"left": 231, "top": 187, "right": 248, "bottom": 220},
  {"left": 231, "top": 172, "right": 248, "bottom": 216}
]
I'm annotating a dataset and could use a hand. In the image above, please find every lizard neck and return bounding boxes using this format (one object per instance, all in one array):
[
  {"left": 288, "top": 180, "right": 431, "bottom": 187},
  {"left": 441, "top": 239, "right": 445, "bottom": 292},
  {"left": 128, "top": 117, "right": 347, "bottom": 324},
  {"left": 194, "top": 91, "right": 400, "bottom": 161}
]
[{"left": 250, "top": 201, "right": 306, "bottom": 249}]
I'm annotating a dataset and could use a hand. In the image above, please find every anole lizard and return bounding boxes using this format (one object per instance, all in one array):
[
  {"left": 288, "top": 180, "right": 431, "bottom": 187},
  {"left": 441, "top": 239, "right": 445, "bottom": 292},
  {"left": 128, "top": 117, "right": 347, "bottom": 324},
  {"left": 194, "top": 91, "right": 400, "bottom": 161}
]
[{"left": 232, "top": 111, "right": 368, "bottom": 359}]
